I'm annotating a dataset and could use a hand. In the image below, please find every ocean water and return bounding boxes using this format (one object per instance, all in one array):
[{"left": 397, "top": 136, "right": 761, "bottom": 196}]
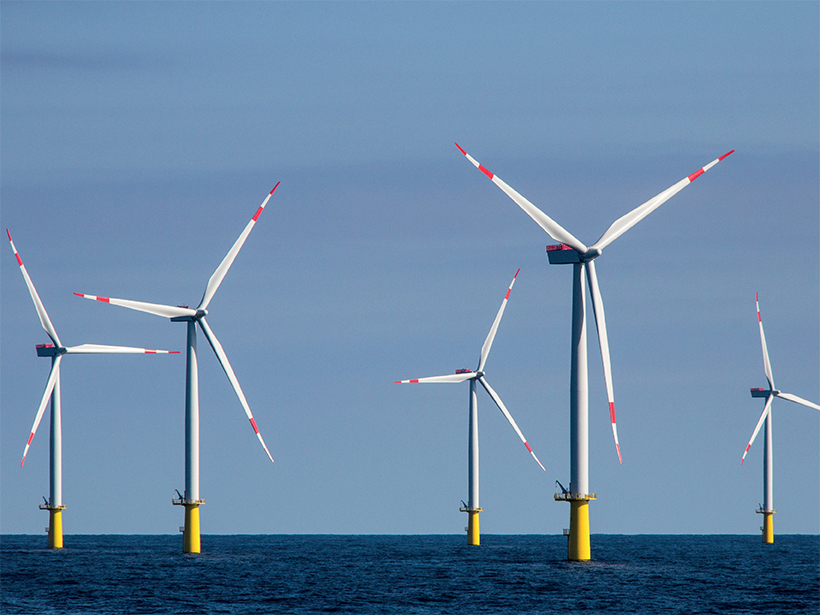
[{"left": 1, "top": 534, "right": 817, "bottom": 614}]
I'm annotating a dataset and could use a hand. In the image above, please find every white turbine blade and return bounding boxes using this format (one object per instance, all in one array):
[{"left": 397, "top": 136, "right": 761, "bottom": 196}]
[
  {"left": 585, "top": 261, "right": 622, "bottom": 463},
  {"left": 73, "top": 293, "right": 196, "bottom": 319},
  {"left": 198, "top": 184, "right": 279, "bottom": 311},
  {"left": 455, "top": 144, "right": 588, "bottom": 253},
  {"left": 478, "top": 269, "right": 519, "bottom": 373},
  {"left": 21, "top": 354, "right": 62, "bottom": 467},
  {"left": 65, "top": 344, "right": 180, "bottom": 354},
  {"left": 755, "top": 293, "right": 775, "bottom": 390},
  {"left": 197, "top": 317, "right": 274, "bottom": 463},
  {"left": 591, "top": 150, "right": 734, "bottom": 252},
  {"left": 395, "top": 373, "right": 475, "bottom": 384},
  {"left": 776, "top": 392, "right": 820, "bottom": 411},
  {"left": 478, "top": 376, "right": 546, "bottom": 471},
  {"left": 7, "top": 230, "right": 61, "bottom": 347},
  {"left": 741, "top": 393, "right": 774, "bottom": 465}
]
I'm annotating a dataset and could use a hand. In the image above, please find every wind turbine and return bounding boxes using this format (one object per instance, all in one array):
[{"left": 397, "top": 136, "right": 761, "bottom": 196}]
[
  {"left": 741, "top": 293, "right": 820, "bottom": 543},
  {"left": 395, "top": 269, "right": 545, "bottom": 545},
  {"left": 75, "top": 185, "right": 279, "bottom": 553},
  {"left": 7, "top": 230, "right": 178, "bottom": 549},
  {"left": 456, "top": 143, "right": 733, "bottom": 560}
]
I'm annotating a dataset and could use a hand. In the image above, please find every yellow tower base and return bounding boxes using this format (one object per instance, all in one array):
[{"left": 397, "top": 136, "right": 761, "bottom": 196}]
[
  {"left": 173, "top": 497, "right": 204, "bottom": 553},
  {"left": 460, "top": 506, "right": 483, "bottom": 546},
  {"left": 40, "top": 503, "right": 66, "bottom": 549},
  {"left": 757, "top": 508, "right": 775, "bottom": 544},
  {"left": 568, "top": 500, "right": 591, "bottom": 560},
  {"left": 555, "top": 492, "right": 595, "bottom": 561},
  {"left": 48, "top": 508, "right": 64, "bottom": 549},
  {"left": 183, "top": 504, "right": 201, "bottom": 553}
]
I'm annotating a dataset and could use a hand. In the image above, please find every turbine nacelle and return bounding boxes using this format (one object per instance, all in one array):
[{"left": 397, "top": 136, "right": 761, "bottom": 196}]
[
  {"left": 170, "top": 309, "right": 208, "bottom": 322},
  {"left": 36, "top": 344, "right": 64, "bottom": 357},
  {"left": 455, "top": 369, "right": 485, "bottom": 378},
  {"left": 545, "top": 244, "right": 602, "bottom": 264},
  {"left": 750, "top": 387, "right": 778, "bottom": 398}
]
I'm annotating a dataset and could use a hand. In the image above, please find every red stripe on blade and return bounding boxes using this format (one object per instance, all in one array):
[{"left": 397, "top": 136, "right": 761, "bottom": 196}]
[
  {"left": 270, "top": 181, "right": 280, "bottom": 194},
  {"left": 719, "top": 150, "right": 735, "bottom": 161},
  {"left": 15, "top": 254, "right": 22, "bottom": 266},
  {"left": 250, "top": 418, "right": 260, "bottom": 434},
  {"left": 504, "top": 289, "right": 511, "bottom": 300},
  {"left": 410, "top": 379, "right": 419, "bottom": 383},
  {"left": 525, "top": 442, "right": 533, "bottom": 453},
  {"left": 478, "top": 164, "right": 494, "bottom": 180},
  {"left": 455, "top": 142, "right": 466, "bottom": 156},
  {"left": 609, "top": 402, "right": 616, "bottom": 424},
  {"left": 687, "top": 168, "right": 705, "bottom": 182},
  {"left": 27, "top": 433, "right": 34, "bottom": 446},
  {"left": 252, "top": 206, "right": 264, "bottom": 222}
]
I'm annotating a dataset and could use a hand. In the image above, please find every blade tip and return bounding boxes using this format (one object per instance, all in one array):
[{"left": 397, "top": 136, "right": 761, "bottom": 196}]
[{"left": 454, "top": 142, "right": 466, "bottom": 155}]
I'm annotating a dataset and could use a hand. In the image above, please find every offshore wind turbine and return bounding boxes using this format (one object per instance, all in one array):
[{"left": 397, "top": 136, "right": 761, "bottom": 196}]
[
  {"left": 75, "top": 185, "right": 279, "bottom": 553},
  {"left": 7, "top": 230, "right": 178, "bottom": 549},
  {"left": 396, "top": 269, "right": 545, "bottom": 545},
  {"left": 456, "top": 143, "right": 733, "bottom": 560},
  {"left": 741, "top": 293, "right": 820, "bottom": 543}
]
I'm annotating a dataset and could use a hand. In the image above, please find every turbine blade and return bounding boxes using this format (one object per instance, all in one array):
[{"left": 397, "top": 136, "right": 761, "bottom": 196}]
[
  {"left": 585, "top": 261, "right": 622, "bottom": 463},
  {"left": 776, "top": 392, "right": 820, "bottom": 411},
  {"left": 65, "top": 344, "right": 180, "bottom": 354},
  {"left": 756, "top": 293, "right": 775, "bottom": 390},
  {"left": 7, "top": 230, "right": 61, "bottom": 347},
  {"left": 478, "top": 269, "right": 519, "bottom": 372},
  {"left": 591, "top": 151, "right": 734, "bottom": 252},
  {"left": 741, "top": 393, "right": 774, "bottom": 465},
  {"left": 73, "top": 293, "right": 196, "bottom": 319},
  {"left": 197, "top": 317, "right": 274, "bottom": 463},
  {"left": 21, "top": 355, "right": 62, "bottom": 466},
  {"left": 198, "top": 184, "right": 279, "bottom": 311},
  {"left": 454, "top": 144, "right": 588, "bottom": 253},
  {"left": 395, "top": 373, "right": 475, "bottom": 384},
  {"left": 478, "top": 376, "right": 546, "bottom": 471}
]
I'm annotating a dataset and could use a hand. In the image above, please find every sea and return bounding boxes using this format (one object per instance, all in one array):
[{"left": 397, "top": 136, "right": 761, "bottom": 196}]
[{"left": 1, "top": 534, "right": 817, "bottom": 614}]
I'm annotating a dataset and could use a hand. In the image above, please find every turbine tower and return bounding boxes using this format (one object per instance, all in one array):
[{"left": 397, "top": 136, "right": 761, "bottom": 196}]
[
  {"left": 396, "top": 269, "right": 545, "bottom": 545},
  {"left": 7, "top": 230, "right": 178, "bottom": 549},
  {"left": 456, "top": 143, "right": 733, "bottom": 560},
  {"left": 741, "top": 293, "right": 820, "bottom": 543},
  {"left": 75, "top": 185, "right": 279, "bottom": 553}
]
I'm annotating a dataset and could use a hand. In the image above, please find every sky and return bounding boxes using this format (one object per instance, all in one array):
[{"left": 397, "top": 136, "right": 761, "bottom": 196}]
[{"left": 1, "top": 2, "right": 818, "bottom": 540}]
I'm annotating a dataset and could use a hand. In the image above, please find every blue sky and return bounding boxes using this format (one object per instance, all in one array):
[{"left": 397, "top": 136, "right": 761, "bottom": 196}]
[{"left": 2, "top": 2, "right": 818, "bottom": 539}]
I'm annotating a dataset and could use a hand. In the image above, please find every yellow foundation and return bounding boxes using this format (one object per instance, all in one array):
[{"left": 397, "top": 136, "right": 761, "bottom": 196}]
[
  {"left": 48, "top": 509, "right": 64, "bottom": 549},
  {"left": 183, "top": 504, "right": 201, "bottom": 554},
  {"left": 568, "top": 500, "right": 591, "bottom": 561},
  {"left": 761, "top": 511, "right": 774, "bottom": 544},
  {"left": 467, "top": 510, "right": 480, "bottom": 546}
]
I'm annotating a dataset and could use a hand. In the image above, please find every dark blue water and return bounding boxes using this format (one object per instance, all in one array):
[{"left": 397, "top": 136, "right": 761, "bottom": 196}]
[{"left": 1, "top": 534, "right": 817, "bottom": 614}]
